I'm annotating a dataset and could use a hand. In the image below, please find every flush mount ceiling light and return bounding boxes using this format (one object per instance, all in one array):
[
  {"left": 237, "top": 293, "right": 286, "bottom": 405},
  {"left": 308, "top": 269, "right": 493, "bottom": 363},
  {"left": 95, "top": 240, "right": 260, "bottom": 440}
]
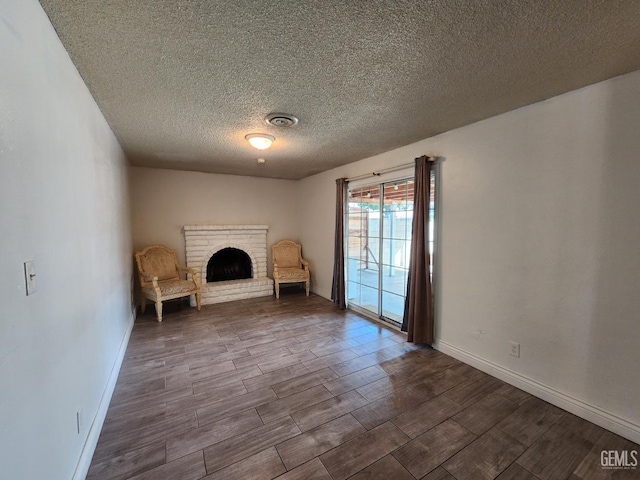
[
  {"left": 265, "top": 113, "right": 298, "bottom": 127},
  {"left": 245, "top": 133, "right": 275, "bottom": 150}
]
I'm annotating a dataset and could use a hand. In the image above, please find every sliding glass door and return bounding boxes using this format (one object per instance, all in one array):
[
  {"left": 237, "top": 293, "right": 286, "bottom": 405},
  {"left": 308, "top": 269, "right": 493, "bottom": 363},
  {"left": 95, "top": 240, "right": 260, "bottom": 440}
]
[{"left": 347, "top": 179, "right": 414, "bottom": 323}]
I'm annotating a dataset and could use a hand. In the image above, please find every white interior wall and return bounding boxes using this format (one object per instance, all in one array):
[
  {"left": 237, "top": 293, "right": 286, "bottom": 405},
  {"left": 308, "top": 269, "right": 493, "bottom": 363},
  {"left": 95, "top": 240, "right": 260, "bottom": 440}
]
[
  {"left": 0, "top": 2, "right": 133, "bottom": 479},
  {"left": 129, "top": 167, "right": 299, "bottom": 277},
  {"left": 297, "top": 70, "right": 640, "bottom": 442}
]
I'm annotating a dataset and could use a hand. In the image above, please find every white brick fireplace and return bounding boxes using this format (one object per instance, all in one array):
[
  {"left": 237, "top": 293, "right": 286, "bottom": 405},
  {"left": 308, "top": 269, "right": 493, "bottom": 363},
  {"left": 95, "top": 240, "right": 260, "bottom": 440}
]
[{"left": 184, "top": 224, "right": 274, "bottom": 305}]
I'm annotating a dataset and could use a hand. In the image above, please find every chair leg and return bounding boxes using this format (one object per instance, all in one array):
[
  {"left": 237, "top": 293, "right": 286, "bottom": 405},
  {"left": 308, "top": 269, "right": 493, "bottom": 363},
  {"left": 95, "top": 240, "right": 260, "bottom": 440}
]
[
  {"left": 275, "top": 281, "right": 280, "bottom": 299},
  {"left": 306, "top": 280, "right": 310, "bottom": 296},
  {"left": 195, "top": 292, "right": 202, "bottom": 311},
  {"left": 155, "top": 300, "right": 163, "bottom": 322},
  {"left": 140, "top": 297, "right": 146, "bottom": 314}
]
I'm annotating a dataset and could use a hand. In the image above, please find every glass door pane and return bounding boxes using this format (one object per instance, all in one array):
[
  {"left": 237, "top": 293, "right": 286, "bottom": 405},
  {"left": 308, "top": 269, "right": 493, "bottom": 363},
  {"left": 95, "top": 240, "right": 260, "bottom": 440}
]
[
  {"left": 345, "top": 174, "right": 437, "bottom": 326},
  {"left": 346, "top": 186, "right": 380, "bottom": 315},
  {"left": 379, "top": 180, "right": 413, "bottom": 323}
]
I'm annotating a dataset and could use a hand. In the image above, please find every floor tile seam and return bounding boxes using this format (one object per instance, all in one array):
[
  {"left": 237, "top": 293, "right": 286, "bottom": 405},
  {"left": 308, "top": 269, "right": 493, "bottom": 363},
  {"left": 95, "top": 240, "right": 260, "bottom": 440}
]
[
  {"left": 118, "top": 353, "right": 188, "bottom": 379},
  {"left": 119, "top": 353, "right": 185, "bottom": 365},
  {"left": 93, "top": 412, "right": 197, "bottom": 457},
  {"left": 194, "top": 390, "right": 276, "bottom": 428},
  {"left": 509, "top": 454, "right": 550, "bottom": 480},
  {"left": 407, "top": 376, "right": 467, "bottom": 409},
  {"left": 347, "top": 389, "right": 436, "bottom": 430},
  {"left": 311, "top": 345, "right": 360, "bottom": 358},
  {"left": 496, "top": 406, "right": 567, "bottom": 448},
  {"left": 109, "top": 444, "right": 173, "bottom": 480},
  {"left": 101, "top": 409, "right": 169, "bottom": 433},
  {"left": 170, "top": 407, "right": 267, "bottom": 455},
  {"left": 114, "top": 372, "right": 180, "bottom": 390},
  {"left": 349, "top": 336, "right": 402, "bottom": 349},
  {"left": 104, "top": 399, "right": 171, "bottom": 422},
  {"left": 449, "top": 397, "right": 516, "bottom": 432},
  {"left": 108, "top": 389, "right": 178, "bottom": 410},
  {"left": 511, "top": 419, "right": 603, "bottom": 479},
  {"left": 273, "top": 413, "right": 367, "bottom": 472},
  {"left": 235, "top": 357, "right": 276, "bottom": 372},
  {"left": 581, "top": 428, "right": 606, "bottom": 455},
  {"left": 391, "top": 422, "right": 476, "bottom": 479},
  {"left": 391, "top": 396, "right": 468, "bottom": 434},
  {"left": 563, "top": 431, "right": 609, "bottom": 480},
  {"left": 437, "top": 424, "right": 532, "bottom": 480},
  {"left": 439, "top": 380, "right": 497, "bottom": 407},
  {"left": 89, "top": 439, "right": 168, "bottom": 475},
  {"left": 198, "top": 417, "right": 301, "bottom": 470},
  {"left": 317, "top": 423, "right": 412, "bottom": 480},
  {"left": 123, "top": 443, "right": 174, "bottom": 480},
  {"left": 272, "top": 379, "right": 331, "bottom": 400},
  {"left": 256, "top": 390, "right": 337, "bottom": 425},
  {"left": 169, "top": 428, "right": 276, "bottom": 472},
  {"left": 272, "top": 443, "right": 291, "bottom": 474},
  {"left": 350, "top": 382, "right": 440, "bottom": 418}
]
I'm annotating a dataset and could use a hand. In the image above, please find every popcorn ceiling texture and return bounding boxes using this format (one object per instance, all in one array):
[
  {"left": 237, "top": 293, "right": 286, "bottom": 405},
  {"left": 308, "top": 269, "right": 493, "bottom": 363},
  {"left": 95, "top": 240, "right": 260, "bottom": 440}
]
[{"left": 39, "top": 0, "right": 640, "bottom": 179}]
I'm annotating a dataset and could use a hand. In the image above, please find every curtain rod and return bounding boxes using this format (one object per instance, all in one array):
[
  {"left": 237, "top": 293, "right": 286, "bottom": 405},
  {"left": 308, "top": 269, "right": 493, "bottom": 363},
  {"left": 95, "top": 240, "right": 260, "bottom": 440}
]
[
  {"left": 345, "top": 155, "right": 438, "bottom": 183},
  {"left": 345, "top": 162, "right": 413, "bottom": 183}
]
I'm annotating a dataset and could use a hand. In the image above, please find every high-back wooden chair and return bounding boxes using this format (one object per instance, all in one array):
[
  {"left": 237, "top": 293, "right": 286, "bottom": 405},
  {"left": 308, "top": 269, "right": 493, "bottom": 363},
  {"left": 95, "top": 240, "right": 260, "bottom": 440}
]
[
  {"left": 271, "top": 240, "right": 310, "bottom": 299},
  {"left": 135, "top": 244, "right": 201, "bottom": 321}
]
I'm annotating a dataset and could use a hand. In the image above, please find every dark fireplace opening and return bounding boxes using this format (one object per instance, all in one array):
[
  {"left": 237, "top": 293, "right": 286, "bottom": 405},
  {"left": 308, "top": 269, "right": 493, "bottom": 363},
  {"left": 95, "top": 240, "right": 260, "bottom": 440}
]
[{"left": 207, "top": 248, "right": 252, "bottom": 282}]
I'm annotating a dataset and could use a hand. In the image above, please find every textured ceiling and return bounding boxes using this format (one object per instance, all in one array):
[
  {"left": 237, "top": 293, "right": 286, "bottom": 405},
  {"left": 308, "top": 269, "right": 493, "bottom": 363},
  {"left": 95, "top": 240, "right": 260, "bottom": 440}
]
[{"left": 39, "top": 0, "right": 640, "bottom": 180}]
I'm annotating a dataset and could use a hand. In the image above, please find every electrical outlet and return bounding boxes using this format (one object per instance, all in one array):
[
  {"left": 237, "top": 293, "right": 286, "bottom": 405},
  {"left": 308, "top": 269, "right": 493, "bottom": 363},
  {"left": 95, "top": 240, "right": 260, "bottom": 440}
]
[
  {"left": 76, "top": 408, "right": 83, "bottom": 434},
  {"left": 509, "top": 341, "right": 520, "bottom": 358}
]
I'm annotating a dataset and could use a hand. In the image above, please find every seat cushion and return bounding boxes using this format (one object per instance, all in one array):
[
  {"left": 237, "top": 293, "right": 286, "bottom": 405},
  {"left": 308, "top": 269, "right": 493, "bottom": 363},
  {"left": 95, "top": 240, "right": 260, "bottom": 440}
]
[
  {"left": 276, "top": 268, "right": 308, "bottom": 281},
  {"left": 143, "top": 279, "right": 197, "bottom": 297}
]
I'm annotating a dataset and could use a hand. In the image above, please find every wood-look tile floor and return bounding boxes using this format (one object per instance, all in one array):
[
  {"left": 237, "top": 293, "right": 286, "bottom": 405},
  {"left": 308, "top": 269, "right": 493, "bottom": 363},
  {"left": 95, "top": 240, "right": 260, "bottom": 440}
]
[{"left": 87, "top": 292, "right": 640, "bottom": 480}]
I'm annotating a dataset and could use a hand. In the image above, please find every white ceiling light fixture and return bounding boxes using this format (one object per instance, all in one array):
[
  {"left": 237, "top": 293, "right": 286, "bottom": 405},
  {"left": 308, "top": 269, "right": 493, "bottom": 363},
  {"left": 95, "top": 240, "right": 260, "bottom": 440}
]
[
  {"left": 257, "top": 157, "right": 266, "bottom": 164},
  {"left": 245, "top": 133, "right": 275, "bottom": 150}
]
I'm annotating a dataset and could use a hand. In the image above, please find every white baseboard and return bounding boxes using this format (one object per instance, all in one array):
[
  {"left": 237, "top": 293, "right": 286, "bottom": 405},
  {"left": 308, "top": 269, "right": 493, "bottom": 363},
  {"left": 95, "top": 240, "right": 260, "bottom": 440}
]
[
  {"left": 433, "top": 339, "right": 640, "bottom": 444},
  {"left": 311, "top": 287, "right": 332, "bottom": 301},
  {"left": 72, "top": 310, "right": 136, "bottom": 480}
]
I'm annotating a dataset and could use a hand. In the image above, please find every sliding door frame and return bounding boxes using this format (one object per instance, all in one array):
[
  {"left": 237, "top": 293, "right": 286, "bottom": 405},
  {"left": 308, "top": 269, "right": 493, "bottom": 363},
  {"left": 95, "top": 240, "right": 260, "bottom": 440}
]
[{"left": 346, "top": 173, "right": 415, "bottom": 326}]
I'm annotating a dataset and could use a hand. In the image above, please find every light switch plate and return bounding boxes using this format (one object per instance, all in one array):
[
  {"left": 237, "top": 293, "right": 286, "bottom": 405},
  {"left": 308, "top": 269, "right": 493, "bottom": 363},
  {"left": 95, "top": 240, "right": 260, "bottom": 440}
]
[{"left": 24, "top": 261, "right": 37, "bottom": 295}]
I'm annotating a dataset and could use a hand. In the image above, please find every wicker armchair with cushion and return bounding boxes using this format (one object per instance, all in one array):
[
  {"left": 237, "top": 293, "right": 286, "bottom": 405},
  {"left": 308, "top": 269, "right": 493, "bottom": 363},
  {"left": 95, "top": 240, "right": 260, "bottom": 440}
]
[{"left": 135, "top": 244, "right": 201, "bottom": 322}]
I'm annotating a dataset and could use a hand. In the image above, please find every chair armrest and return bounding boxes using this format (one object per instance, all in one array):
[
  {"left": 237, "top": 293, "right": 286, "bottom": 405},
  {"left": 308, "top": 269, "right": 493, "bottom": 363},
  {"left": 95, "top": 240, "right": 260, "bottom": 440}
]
[
  {"left": 177, "top": 266, "right": 196, "bottom": 276},
  {"left": 142, "top": 272, "right": 158, "bottom": 283},
  {"left": 141, "top": 272, "right": 160, "bottom": 292},
  {"left": 178, "top": 266, "right": 200, "bottom": 287},
  {"left": 301, "top": 259, "right": 309, "bottom": 271}
]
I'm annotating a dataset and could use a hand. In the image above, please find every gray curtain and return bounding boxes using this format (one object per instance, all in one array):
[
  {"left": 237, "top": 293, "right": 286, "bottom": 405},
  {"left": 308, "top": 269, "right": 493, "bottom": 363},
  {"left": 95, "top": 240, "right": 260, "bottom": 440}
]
[
  {"left": 402, "top": 156, "right": 434, "bottom": 344},
  {"left": 331, "top": 178, "right": 347, "bottom": 309}
]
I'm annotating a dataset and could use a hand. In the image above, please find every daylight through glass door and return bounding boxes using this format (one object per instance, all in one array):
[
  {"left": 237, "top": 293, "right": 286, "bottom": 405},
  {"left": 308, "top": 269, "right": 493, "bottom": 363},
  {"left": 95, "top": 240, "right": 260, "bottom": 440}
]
[{"left": 347, "top": 179, "right": 415, "bottom": 323}]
